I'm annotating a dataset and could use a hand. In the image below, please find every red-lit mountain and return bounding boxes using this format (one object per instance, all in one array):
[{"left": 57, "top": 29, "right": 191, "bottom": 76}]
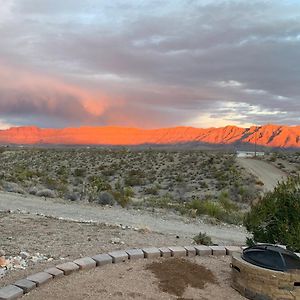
[{"left": 0, "top": 124, "right": 299, "bottom": 148}]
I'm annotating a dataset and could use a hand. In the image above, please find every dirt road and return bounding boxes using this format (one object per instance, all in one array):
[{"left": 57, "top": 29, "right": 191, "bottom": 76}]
[
  {"left": 0, "top": 191, "right": 246, "bottom": 245},
  {"left": 237, "top": 158, "right": 287, "bottom": 191}
]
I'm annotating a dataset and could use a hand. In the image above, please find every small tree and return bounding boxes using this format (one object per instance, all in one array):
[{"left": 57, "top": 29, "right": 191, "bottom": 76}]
[{"left": 244, "top": 176, "right": 300, "bottom": 252}]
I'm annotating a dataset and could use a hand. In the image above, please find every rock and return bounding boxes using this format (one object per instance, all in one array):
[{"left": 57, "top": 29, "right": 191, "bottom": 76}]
[
  {"left": 0, "top": 268, "right": 6, "bottom": 279},
  {"left": 19, "top": 251, "right": 29, "bottom": 259},
  {"left": 0, "top": 256, "right": 7, "bottom": 268},
  {"left": 110, "top": 237, "right": 121, "bottom": 244},
  {"left": 0, "top": 250, "right": 5, "bottom": 257}
]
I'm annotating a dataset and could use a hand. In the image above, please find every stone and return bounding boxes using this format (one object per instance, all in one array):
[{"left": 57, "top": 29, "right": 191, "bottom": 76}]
[
  {"left": 92, "top": 254, "right": 113, "bottom": 266},
  {"left": 184, "top": 246, "right": 197, "bottom": 257},
  {"left": 194, "top": 245, "right": 212, "bottom": 256},
  {"left": 26, "top": 272, "right": 53, "bottom": 286},
  {"left": 159, "top": 247, "right": 172, "bottom": 258},
  {"left": 225, "top": 246, "right": 242, "bottom": 255},
  {"left": 125, "top": 249, "right": 144, "bottom": 260},
  {"left": 168, "top": 246, "right": 187, "bottom": 257},
  {"left": 73, "top": 257, "right": 96, "bottom": 270},
  {"left": 0, "top": 285, "right": 23, "bottom": 300},
  {"left": 13, "top": 279, "right": 36, "bottom": 293},
  {"left": 44, "top": 267, "right": 64, "bottom": 278},
  {"left": 0, "top": 257, "right": 7, "bottom": 268},
  {"left": 56, "top": 262, "right": 80, "bottom": 275},
  {"left": 210, "top": 246, "right": 226, "bottom": 256},
  {"left": 142, "top": 247, "right": 161, "bottom": 259},
  {"left": 108, "top": 251, "right": 129, "bottom": 263},
  {"left": 19, "top": 252, "right": 29, "bottom": 259},
  {"left": 0, "top": 269, "right": 6, "bottom": 279}
]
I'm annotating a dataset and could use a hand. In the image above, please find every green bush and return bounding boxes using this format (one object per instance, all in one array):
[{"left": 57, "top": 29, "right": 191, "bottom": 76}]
[
  {"left": 244, "top": 177, "right": 300, "bottom": 252},
  {"left": 193, "top": 232, "right": 213, "bottom": 245}
]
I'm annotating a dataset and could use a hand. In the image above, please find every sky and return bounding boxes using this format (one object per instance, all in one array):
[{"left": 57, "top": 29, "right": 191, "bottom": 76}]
[{"left": 0, "top": 0, "right": 299, "bottom": 129}]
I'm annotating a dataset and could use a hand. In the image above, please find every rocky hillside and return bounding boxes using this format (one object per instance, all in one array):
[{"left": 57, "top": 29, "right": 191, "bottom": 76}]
[{"left": 0, "top": 124, "right": 299, "bottom": 148}]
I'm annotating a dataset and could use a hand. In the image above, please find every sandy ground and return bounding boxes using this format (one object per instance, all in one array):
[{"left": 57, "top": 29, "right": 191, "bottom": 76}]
[
  {"left": 0, "top": 191, "right": 246, "bottom": 245},
  {"left": 237, "top": 158, "right": 287, "bottom": 191},
  {"left": 0, "top": 211, "right": 193, "bottom": 288},
  {"left": 24, "top": 256, "right": 246, "bottom": 300}
]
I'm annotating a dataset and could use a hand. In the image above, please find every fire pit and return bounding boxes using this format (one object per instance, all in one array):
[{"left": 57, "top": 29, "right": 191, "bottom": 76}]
[{"left": 231, "top": 244, "right": 300, "bottom": 300}]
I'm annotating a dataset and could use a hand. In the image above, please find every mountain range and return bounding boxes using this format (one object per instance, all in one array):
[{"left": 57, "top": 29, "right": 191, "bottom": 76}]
[{"left": 0, "top": 124, "right": 299, "bottom": 148}]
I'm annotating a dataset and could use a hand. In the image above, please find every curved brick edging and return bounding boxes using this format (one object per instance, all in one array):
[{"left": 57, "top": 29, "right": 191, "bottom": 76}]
[{"left": 0, "top": 245, "right": 242, "bottom": 300}]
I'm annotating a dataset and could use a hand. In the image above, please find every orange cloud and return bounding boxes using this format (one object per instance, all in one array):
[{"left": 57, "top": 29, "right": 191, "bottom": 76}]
[{"left": 0, "top": 62, "right": 121, "bottom": 120}]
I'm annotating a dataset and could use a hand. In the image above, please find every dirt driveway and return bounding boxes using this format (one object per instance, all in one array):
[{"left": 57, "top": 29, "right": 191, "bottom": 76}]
[
  {"left": 0, "top": 191, "right": 246, "bottom": 245},
  {"left": 237, "top": 158, "right": 287, "bottom": 191}
]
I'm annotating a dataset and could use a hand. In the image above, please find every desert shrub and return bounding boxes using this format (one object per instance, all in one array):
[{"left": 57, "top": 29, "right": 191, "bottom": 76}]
[
  {"left": 3, "top": 182, "right": 25, "bottom": 194},
  {"left": 244, "top": 177, "right": 300, "bottom": 252},
  {"left": 36, "top": 189, "right": 56, "bottom": 198},
  {"left": 88, "top": 175, "right": 111, "bottom": 192},
  {"left": 124, "top": 169, "right": 145, "bottom": 186},
  {"left": 219, "top": 191, "right": 238, "bottom": 212},
  {"left": 42, "top": 177, "right": 59, "bottom": 189},
  {"left": 113, "top": 191, "right": 131, "bottom": 208},
  {"left": 97, "top": 191, "right": 115, "bottom": 206},
  {"left": 187, "top": 198, "right": 243, "bottom": 225},
  {"left": 144, "top": 185, "right": 159, "bottom": 195},
  {"left": 74, "top": 168, "right": 86, "bottom": 177},
  {"left": 66, "top": 192, "right": 80, "bottom": 201},
  {"left": 29, "top": 186, "right": 38, "bottom": 195},
  {"left": 193, "top": 232, "right": 213, "bottom": 245}
]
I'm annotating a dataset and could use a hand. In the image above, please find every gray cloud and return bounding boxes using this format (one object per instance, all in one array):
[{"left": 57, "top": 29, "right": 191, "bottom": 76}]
[{"left": 0, "top": 0, "right": 299, "bottom": 128}]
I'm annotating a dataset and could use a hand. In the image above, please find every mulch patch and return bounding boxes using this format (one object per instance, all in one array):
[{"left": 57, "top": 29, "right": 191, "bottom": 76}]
[{"left": 146, "top": 258, "right": 218, "bottom": 297}]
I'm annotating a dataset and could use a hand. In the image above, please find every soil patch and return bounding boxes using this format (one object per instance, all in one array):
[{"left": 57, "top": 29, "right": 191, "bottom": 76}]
[{"left": 146, "top": 258, "right": 217, "bottom": 297}]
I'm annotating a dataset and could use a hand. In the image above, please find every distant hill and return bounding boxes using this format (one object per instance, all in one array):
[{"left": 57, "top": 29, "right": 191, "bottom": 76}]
[{"left": 0, "top": 124, "right": 299, "bottom": 148}]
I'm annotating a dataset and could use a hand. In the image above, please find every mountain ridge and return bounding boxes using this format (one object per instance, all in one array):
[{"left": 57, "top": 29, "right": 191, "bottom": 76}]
[{"left": 0, "top": 124, "right": 300, "bottom": 148}]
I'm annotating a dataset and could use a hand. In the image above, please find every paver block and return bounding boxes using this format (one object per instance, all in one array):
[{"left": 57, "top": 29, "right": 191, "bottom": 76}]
[
  {"left": 13, "top": 279, "right": 36, "bottom": 293},
  {"left": 108, "top": 251, "right": 129, "bottom": 263},
  {"left": 194, "top": 245, "right": 212, "bottom": 256},
  {"left": 210, "top": 246, "right": 226, "bottom": 256},
  {"left": 0, "top": 285, "right": 23, "bottom": 300},
  {"left": 225, "top": 246, "right": 242, "bottom": 255},
  {"left": 73, "top": 257, "right": 96, "bottom": 270},
  {"left": 159, "top": 247, "right": 172, "bottom": 258},
  {"left": 184, "top": 246, "right": 197, "bottom": 257},
  {"left": 44, "top": 267, "right": 64, "bottom": 278},
  {"left": 56, "top": 262, "right": 80, "bottom": 275},
  {"left": 92, "top": 253, "right": 113, "bottom": 266},
  {"left": 26, "top": 272, "right": 52, "bottom": 287},
  {"left": 168, "top": 246, "right": 187, "bottom": 257},
  {"left": 125, "top": 249, "right": 144, "bottom": 260},
  {"left": 142, "top": 247, "right": 161, "bottom": 259}
]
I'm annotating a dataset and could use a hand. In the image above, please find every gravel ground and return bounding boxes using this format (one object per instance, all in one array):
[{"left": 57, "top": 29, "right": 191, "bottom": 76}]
[
  {"left": 24, "top": 256, "right": 246, "bottom": 300},
  {"left": 0, "top": 211, "right": 192, "bottom": 288}
]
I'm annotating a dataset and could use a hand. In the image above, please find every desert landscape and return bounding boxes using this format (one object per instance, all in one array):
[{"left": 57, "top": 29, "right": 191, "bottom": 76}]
[
  {"left": 0, "top": 147, "right": 263, "bottom": 225},
  {"left": 0, "top": 144, "right": 297, "bottom": 299},
  {"left": 1, "top": 0, "right": 300, "bottom": 299}
]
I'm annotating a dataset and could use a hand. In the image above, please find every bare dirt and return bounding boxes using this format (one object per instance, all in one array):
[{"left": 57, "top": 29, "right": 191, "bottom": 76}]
[
  {"left": 0, "top": 191, "right": 247, "bottom": 245},
  {"left": 0, "top": 211, "right": 191, "bottom": 288},
  {"left": 24, "top": 256, "right": 246, "bottom": 300},
  {"left": 237, "top": 158, "right": 287, "bottom": 191}
]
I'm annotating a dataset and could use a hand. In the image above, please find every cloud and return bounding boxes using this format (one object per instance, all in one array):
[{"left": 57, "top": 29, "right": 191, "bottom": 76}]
[{"left": 0, "top": 0, "right": 299, "bottom": 128}]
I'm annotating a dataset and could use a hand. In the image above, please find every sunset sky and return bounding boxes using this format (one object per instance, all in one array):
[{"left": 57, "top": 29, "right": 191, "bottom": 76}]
[{"left": 0, "top": 0, "right": 299, "bottom": 129}]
